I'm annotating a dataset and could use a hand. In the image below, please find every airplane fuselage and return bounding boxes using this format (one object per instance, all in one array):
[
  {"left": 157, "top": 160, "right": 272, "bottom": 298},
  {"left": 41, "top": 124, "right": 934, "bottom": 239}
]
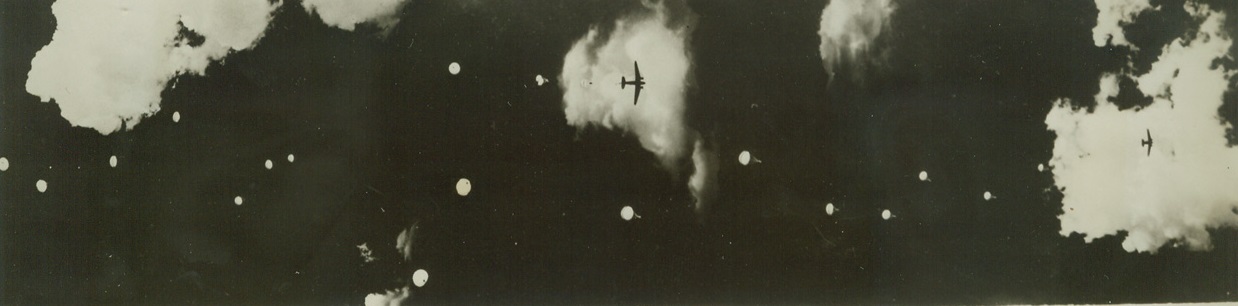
[{"left": 621, "top": 78, "right": 644, "bottom": 88}]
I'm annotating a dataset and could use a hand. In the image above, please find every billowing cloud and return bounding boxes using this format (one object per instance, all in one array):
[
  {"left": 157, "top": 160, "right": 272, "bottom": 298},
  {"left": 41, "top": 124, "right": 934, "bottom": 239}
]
[
  {"left": 1046, "top": 4, "right": 1238, "bottom": 253},
  {"left": 364, "top": 223, "right": 418, "bottom": 305},
  {"left": 25, "top": 0, "right": 280, "bottom": 134},
  {"left": 560, "top": 2, "right": 695, "bottom": 169},
  {"left": 688, "top": 139, "right": 718, "bottom": 213},
  {"left": 817, "top": 0, "right": 895, "bottom": 81},
  {"left": 1092, "top": 0, "right": 1153, "bottom": 47},
  {"left": 397, "top": 223, "right": 417, "bottom": 261},
  {"left": 301, "top": 0, "right": 412, "bottom": 33},
  {"left": 364, "top": 287, "right": 410, "bottom": 306},
  {"left": 559, "top": 1, "right": 714, "bottom": 209}
]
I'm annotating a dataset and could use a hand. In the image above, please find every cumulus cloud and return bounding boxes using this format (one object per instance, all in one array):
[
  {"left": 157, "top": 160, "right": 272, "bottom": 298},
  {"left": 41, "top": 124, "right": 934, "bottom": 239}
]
[
  {"left": 817, "top": 0, "right": 895, "bottom": 81},
  {"left": 301, "top": 0, "right": 412, "bottom": 33},
  {"left": 688, "top": 140, "right": 719, "bottom": 213},
  {"left": 364, "top": 287, "right": 410, "bottom": 306},
  {"left": 25, "top": 0, "right": 280, "bottom": 134},
  {"left": 364, "top": 223, "right": 418, "bottom": 305},
  {"left": 1092, "top": 0, "right": 1153, "bottom": 47},
  {"left": 397, "top": 223, "right": 417, "bottom": 261},
  {"left": 559, "top": 1, "right": 714, "bottom": 209},
  {"left": 1046, "top": 4, "right": 1238, "bottom": 253}
]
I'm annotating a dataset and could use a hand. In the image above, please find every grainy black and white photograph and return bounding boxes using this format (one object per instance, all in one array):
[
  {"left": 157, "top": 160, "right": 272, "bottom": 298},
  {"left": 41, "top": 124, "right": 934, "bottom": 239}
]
[{"left": 2, "top": 0, "right": 1237, "bottom": 304}]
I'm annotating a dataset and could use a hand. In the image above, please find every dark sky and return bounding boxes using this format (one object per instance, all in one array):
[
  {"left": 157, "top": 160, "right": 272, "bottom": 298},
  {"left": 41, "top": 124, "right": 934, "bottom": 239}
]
[{"left": 2, "top": 0, "right": 1237, "bottom": 304}]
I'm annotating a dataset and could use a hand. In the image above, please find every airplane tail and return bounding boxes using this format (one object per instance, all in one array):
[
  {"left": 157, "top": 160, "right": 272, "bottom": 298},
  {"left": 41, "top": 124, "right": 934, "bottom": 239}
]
[{"left": 621, "top": 77, "right": 627, "bottom": 89}]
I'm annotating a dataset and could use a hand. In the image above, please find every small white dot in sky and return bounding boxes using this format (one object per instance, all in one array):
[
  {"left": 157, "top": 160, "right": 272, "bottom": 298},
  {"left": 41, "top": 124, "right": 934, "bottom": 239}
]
[
  {"left": 738, "top": 151, "right": 752, "bottom": 166},
  {"left": 621, "top": 206, "right": 635, "bottom": 221},
  {"left": 234, "top": 196, "right": 244, "bottom": 206},
  {"left": 412, "top": 269, "right": 429, "bottom": 287},
  {"left": 109, "top": 155, "right": 118, "bottom": 168},
  {"left": 825, "top": 203, "right": 835, "bottom": 216},
  {"left": 172, "top": 111, "right": 181, "bottom": 123},
  {"left": 287, "top": 154, "right": 295, "bottom": 163},
  {"left": 36, "top": 180, "right": 48, "bottom": 193},
  {"left": 265, "top": 159, "right": 273, "bottom": 170},
  {"left": 535, "top": 74, "right": 546, "bottom": 86},
  {"left": 918, "top": 171, "right": 929, "bottom": 181},
  {"left": 1038, "top": 163, "right": 1045, "bottom": 172},
  {"left": 0, "top": 157, "right": 9, "bottom": 171},
  {"left": 983, "top": 191, "right": 993, "bottom": 201},
  {"left": 448, "top": 62, "right": 461, "bottom": 75},
  {"left": 882, "top": 209, "right": 892, "bottom": 220},
  {"left": 456, "top": 178, "right": 472, "bottom": 196}
]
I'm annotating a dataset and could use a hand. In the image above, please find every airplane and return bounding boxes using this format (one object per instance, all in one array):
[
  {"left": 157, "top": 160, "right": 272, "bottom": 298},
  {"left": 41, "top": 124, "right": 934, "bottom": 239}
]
[
  {"left": 1141, "top": 129, "right": 1153, "bottom": 156},
  {"left": 621, "top": 61, "right": 645, "bottom": 105}
]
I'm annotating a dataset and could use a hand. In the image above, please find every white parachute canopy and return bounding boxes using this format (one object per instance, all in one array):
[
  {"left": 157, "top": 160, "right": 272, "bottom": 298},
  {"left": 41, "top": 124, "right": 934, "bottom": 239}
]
[
  {"left": 455, "top": 178, "right": 472, "bottom": 197},
  {"left": 448, "top": 62, "right": 461, "bottom": 75},
  {"left": 825, "top": 203, "right": 837, "bottom": 216},
  {"left": 234, "top": 196, "right": 244, "bottom": 206},
  {"left": 918, "top": 170, "right": 929, "bottom": 181},
  {"left": 0, "top": 157, "right": 8, "bottom": 171},
  {"left": 36, "top": 179, "right": 48, "bottom": 193},
  {"left": 621, "top": 206, "right": 637, "bottom": 221},
  {"left": 881, "top": 209, "right": 893, "bottom": 220},
  {"left": 412, "top": 269, "right": 429, "bottom": 287},
  {"left": 109, "top": 155, "right": 118, "bottom": 168},
  {"left": 738, "top": 150, "right": 761, "bottom": 166}
]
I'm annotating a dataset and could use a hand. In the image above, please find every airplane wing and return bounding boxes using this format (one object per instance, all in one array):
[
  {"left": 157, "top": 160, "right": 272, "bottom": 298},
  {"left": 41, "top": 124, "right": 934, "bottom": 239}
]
[
  {"left": 633, "top": 61, "right": 641, "bottom": 80},
  {"left": 1146, "top": 129, "right": 1152, "bottom": 142},
  {"left": 633, "top": 85, "right": 642, "bottom": 105},
  {"left": 1147, "top": 143, "right": 1152, "bottom": 156}
]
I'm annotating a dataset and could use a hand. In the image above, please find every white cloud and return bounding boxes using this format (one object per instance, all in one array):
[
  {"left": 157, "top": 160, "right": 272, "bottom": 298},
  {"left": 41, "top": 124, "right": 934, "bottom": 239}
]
[
  {"left": 364, "top": 286, "right": 410, "bottom": 306},
  {"left": 357, "top": 243, "right": 377, "bottom": 263},
  {"left": 559, "top": 1, "right": 713, "bottom": 208},
  {"left": 25, "top": 0, "right": 280, "bottom": 134},
  {"left": 817, "top": 0, "right": 895, "bottom": 81},
  {"left": 361, "top": 223, "right": 419, "bottom": 305},
  {"left": 689, "top": 139, "right": 717, "bottom": 213},
  {"left": 1092, "top": 0, "right": 1153, "bottom": 48},
  {"left": 1046, "top": 5, "right": 1238, "bottom": 253},
  {"left": 301, "top": 0, "right": 412, "bottom": 32},
  {"left": 397, "top": 223, "right": 416, "bottom": 261},
  {"left": 560, "top": 4, "right": 695, "bottom": 169}
]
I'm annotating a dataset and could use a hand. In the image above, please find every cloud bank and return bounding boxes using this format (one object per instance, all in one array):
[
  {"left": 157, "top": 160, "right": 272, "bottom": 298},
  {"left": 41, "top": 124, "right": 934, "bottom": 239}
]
[
  {"left": 25, "top": 0, "right": 281, "bottom": 134},
  {"left": 1092, "top": 0, "right": 1153, "bottom": 47},
  {"left": 301, "top": 0, "right": 412, "bottom": 32},
  {"left": 559, "top": 0, "right": 715, "bottom": 211},
  {"left": 1046, "top": 3, "right": 1238, "bottom": 252},
  {"left": 817, "top": 0, "right": 895, "bottom": 81}
]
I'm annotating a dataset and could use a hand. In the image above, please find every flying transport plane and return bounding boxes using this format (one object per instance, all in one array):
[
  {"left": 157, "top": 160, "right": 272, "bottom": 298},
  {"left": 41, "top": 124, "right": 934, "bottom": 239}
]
[
  {"left": 621, "top": 61, "right": 645, "bottom": 105},
  {"left": 1142, "top": 129, "right": 1153, "bottom": 156}
]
